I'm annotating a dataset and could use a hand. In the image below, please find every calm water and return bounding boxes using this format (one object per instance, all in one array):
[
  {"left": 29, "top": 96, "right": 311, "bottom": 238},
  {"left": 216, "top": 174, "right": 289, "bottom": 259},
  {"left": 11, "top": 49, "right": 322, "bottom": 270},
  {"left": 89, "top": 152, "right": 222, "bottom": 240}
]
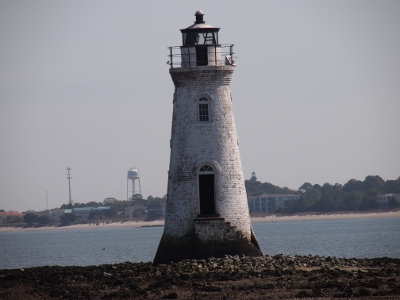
[{"left": 1, "top": 217, "right": 399, "bottom": 270}]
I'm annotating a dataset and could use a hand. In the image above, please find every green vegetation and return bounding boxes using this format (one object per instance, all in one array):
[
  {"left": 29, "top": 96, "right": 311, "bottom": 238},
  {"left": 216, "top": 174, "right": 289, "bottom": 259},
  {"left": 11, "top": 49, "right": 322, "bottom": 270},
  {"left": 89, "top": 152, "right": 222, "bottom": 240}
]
[
  {"left": 23, "top": 212, "right": 53, "bottom": 226},
  {"left": 246, "top": 175, "right": 400, "bottom": 214},
  {"left": 131, "top": 206, "right": 146, "bottom": 218},
  {"left": 3, "top": 175, "right": 398, "bottom": 228},
  {"left": 59, "top": 213, "right": 76, "bottom": 225},
  {"left": 88, "top": 207, "right": 117, "bottom": 220},
  {"left": 245, "top": 180, "right": 297, "bottom": 196}
]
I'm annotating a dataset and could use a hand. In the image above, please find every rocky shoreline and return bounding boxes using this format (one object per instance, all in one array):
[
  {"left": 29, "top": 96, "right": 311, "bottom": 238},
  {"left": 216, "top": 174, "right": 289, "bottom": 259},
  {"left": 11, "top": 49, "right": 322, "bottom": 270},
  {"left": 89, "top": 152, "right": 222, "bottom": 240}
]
[{"left": 1, "top": 255, "right": 399, "bottom": 299}]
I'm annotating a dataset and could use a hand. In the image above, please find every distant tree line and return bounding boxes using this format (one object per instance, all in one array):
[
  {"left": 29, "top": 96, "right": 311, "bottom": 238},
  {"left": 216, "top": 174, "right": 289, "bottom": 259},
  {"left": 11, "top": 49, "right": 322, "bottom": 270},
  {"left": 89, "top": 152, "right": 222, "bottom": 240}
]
[
  {"left": 23, "top": 213, "right": 53, "bottom": 226},
  {"left": 245, "top": 180, "right": 297, "bottom": 196},
  {"left": 246, "top": 175, "right": 400, "bottom": 214},
  {"left": 4, "top": 176, "right": 399, "bottom": 227},
  {"left": 58, "top": 194, "right": 167, "bottom": 221}
]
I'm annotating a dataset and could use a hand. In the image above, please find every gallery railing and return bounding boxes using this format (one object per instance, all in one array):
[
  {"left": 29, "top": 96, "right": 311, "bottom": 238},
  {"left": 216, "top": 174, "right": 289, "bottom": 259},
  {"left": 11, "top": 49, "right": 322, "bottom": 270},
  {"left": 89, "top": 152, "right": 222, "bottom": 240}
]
[{"left": 168, "top": 44, "right": 236, "bottom": 68}]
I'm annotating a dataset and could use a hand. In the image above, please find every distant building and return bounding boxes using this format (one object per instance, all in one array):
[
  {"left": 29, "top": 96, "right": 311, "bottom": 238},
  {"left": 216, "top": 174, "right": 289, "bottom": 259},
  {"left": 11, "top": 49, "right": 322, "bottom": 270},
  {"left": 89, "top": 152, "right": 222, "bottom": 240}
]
[
  {"left": 376, "top": 193, "right": 400, "bottom": 209},
  {"left": 72, "top": 207, "right": 111, "bottom": 221},
  {"left": 49, "top": 208, "right": 65, "bottom": 222},
  {"left": 248, "top": 194, "right": 300, "bottom": 213},
  {"left": 145, "top": 203, "right": 166, "bottom": 216},
  {"left": 0, "top": 211, "right": 21, "bottom": 223}
]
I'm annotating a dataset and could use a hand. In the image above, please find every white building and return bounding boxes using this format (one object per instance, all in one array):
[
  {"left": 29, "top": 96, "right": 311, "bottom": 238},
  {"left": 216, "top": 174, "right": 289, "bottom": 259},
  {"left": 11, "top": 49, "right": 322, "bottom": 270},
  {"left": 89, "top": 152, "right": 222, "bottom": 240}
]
[
  {"left": 0, "top": 211, "right": 21, "bottom": 223},
  {"left": 376, "top": 193, "right": 400, "bottom": 209},
  {"left": 72, "top": 206, "right": 110, "bottom": 221},
  {"left": 248, "top": 194, "right": 301, "bottom": 213},
  {"left": 154, "top": 11, "right": 261, "bottom": 264},
  {"left": 48, "top": 208, "right": 65, "bottom": 222}
]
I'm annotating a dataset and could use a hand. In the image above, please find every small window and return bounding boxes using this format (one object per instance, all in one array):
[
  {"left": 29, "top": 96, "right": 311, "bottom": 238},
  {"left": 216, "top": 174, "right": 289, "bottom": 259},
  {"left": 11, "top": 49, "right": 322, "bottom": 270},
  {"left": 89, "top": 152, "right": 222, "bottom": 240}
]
[{"left": 198, "top": 97, "right": 210, "bottom": 122}]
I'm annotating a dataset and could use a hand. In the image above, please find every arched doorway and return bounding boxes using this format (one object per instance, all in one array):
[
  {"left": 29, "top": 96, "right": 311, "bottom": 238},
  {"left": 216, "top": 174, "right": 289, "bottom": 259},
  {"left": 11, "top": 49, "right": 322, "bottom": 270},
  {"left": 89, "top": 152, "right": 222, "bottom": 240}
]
[{"left": 198, "top": 165, "right": 215, "bottom": 215}]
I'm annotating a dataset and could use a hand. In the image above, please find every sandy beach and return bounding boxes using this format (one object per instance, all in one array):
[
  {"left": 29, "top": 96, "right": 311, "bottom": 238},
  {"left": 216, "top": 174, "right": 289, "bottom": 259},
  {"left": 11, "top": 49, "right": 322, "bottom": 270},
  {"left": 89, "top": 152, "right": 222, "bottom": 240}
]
[
  {"left": 0, "top": 220, "right": 165, "bottom": 232},
  {"left": 1, "top": 210, "right": 399, "bottom": 232},
  {"left": 251, "top": 210, "right": 400, "bottom": 223}
]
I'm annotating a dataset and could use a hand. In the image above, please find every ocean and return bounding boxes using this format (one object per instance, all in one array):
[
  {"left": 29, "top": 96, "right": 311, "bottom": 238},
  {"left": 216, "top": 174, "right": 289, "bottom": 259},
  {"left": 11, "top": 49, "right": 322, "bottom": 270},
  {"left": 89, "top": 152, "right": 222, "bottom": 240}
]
[{"left": 1, "top": 217, "right": 399, "bottom": 270}]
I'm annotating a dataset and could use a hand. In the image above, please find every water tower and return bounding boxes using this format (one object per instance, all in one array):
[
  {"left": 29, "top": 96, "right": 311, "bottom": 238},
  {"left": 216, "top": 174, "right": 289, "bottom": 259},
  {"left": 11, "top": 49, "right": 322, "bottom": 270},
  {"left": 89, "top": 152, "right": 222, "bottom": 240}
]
[
  {"left": 154, "top": 11, "right": 261, "bottom": 264},
  {"left": 127, "top": 167, "right": 141, "bottom": 200}
]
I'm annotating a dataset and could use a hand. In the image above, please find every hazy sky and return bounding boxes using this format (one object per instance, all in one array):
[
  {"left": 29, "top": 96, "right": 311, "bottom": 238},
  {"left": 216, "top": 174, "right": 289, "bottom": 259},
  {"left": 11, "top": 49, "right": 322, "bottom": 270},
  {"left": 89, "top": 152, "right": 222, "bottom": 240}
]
[{"left": 1, "top": 1, "right": 399, "bottom": 212}]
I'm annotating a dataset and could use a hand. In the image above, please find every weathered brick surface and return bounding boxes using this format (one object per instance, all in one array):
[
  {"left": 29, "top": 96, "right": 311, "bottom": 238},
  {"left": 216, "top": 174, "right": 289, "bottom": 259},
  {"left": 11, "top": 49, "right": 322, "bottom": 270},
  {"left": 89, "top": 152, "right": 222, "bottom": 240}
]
[{"left": 154, "top": 65, "right": 261, "bottom": 264}]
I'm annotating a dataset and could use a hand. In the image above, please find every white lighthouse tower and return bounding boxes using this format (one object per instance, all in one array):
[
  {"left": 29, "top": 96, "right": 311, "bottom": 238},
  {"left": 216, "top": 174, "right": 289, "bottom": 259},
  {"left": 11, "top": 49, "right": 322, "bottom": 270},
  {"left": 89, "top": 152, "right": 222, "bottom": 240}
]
[{"left": 154, "top": 11, "right": 261, "bottom": 264}]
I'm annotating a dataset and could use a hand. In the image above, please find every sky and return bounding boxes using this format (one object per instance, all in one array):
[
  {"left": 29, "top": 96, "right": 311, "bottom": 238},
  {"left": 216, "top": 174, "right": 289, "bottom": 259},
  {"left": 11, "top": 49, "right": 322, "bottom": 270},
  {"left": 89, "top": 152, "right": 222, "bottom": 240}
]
[{"left": 1, "top": 1, "right": 399, "bottom": 212}]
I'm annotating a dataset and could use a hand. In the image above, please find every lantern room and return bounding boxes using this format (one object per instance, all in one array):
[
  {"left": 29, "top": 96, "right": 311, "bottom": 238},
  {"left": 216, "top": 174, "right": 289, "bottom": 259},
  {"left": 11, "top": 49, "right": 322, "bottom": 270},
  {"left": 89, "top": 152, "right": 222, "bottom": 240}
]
[
  {"left": 181, "top": 10, "right": 219, "bottom": 46},
  {"left": 179, "top": 10, "right": 222, "bottom": 67}
]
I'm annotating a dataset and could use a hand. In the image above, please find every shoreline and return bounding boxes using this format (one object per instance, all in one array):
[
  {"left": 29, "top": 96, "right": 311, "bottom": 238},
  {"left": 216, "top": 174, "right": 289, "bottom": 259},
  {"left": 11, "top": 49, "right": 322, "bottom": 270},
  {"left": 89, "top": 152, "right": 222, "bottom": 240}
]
[
  {"left": 251, "top": 210, "right": 400, "bottom": 223},
  {"left": 1, "top": 210, "right": 399, "bottom": 232}
]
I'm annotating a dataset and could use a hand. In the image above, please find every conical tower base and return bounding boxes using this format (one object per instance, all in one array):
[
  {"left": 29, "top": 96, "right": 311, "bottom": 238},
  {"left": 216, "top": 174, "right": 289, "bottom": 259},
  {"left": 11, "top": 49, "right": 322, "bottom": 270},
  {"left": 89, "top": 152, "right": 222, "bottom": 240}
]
[{"left": 154, "top": 217, "right": 262, "bottom": 265}]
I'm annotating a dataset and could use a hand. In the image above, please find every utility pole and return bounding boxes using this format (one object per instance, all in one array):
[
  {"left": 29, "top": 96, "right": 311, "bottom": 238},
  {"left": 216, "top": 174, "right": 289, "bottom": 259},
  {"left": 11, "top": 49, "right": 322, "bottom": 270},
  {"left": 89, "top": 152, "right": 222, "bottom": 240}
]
[{"left": 67, "top": 167, "right": 72, "bottom": 206}]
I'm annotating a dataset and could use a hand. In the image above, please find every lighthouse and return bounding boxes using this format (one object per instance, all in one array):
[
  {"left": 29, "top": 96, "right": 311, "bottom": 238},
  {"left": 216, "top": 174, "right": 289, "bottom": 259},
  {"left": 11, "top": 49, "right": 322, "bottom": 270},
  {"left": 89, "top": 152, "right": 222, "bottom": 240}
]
[{"left": 154, "top": 11, "right": 262, "bottom": 264}]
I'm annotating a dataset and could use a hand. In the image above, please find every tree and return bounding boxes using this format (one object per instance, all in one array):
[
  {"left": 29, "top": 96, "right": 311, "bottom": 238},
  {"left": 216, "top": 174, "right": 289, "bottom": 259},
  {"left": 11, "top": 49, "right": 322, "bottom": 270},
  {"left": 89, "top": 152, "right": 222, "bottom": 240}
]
[
  {"left": 389, "top": 197, "right": 400, "bottom": 209},
  {"left": 60, "top": 213, "right": 76, "bottom": 225},
  {"left": 332, "top": 183, "right": 343, "bottom": 191},
  {"left": 343, "top": 179, "right": 364, "bottom": 192},
  {"left": 363, "top": 175, "right": 385, "bottom": 191},
  {"left": 360, "top": 188, "right": 381, "bottom": 210},
  {"left": 85, "top": 201, "right": 103, "bottom": 207},
  {"left": 343, "top": 191, "right": 363, "bottom": 210},
  {"left": 132, "top": 194, "right": 143, "bottom": 201},
  {"left": 23, "top": 213, "right": 38, "bottom": 224},
  {"left": 130, "top": 194, "right": 145, "bottom": 205},
  {"left": 321, "top": 183, "right": 333, "bottom": 194},
  {"left": 245, "top": 180, "right": 297, "bottom": 197},
  {"left": 0, "top": 209, "right": 5, "bottom": 212},
  {"left": 89, "top": 210, "right": 105, "bottom": 220},
  {"left": 146, "top": 210, "right": 163, "bottom": 221},
  {"left": 298, "top": 182, "right": 313, "bottom": 194},
  {"left": 385, "top": 179, "right": 400, "bottom": 193},
  {"left": 60, "top": 203, "right": 73, "bottom": 209},
  {"left": 103, "top": 197, "right": 118, "bottom": 204},
  {"left": 132, "top": 206, "right": 146, "bottom": 218},
  {"left": 37, "top": 215, "right": 52, "bottom": 225},
  {"left": 313, "top": 184, "right": 322, "bottom": 190}
]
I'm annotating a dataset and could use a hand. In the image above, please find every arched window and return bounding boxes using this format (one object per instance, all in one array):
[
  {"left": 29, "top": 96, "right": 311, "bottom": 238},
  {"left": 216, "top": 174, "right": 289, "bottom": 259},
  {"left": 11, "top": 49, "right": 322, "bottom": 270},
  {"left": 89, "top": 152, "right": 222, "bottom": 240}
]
[
  {"left": 198, "top": 165, "right": 216, "bottom": 215},
  {"left": 198, "top": 97, "right": 210, "bottom": 122}
]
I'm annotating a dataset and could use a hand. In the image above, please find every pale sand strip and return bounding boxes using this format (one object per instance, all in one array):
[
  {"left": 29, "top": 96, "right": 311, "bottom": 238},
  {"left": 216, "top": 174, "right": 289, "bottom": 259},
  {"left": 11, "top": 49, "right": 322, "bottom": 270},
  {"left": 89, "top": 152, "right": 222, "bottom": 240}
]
[
  {"left": 1, "top": 211, "right": 399, "bottom": 232},
  {"left": 0, "top": 220, "right": 165, "bottom": 232},
  {"left": 251, "top": 210, "right": 400, "bottom": 223}
]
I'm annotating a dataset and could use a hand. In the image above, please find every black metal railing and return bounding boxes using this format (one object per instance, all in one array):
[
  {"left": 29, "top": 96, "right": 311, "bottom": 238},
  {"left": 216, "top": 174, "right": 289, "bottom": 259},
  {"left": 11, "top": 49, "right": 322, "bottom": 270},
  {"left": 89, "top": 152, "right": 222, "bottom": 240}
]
[{"left": 167, "top": 44, "right": 236, "bottom": 68}]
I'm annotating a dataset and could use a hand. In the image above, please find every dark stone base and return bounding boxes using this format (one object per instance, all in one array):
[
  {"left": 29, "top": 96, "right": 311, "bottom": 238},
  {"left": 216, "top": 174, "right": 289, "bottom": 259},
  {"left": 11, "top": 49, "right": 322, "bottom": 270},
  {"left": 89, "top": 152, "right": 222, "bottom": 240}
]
[
  {"left": 153, "top": 233, "right": 196, "bottom": 265},
  {"left": 194, "top": 236, "right": 262, "bottom": 260},
  {"left": 153, "top": 227, "right": 262, "bottom": 265}
]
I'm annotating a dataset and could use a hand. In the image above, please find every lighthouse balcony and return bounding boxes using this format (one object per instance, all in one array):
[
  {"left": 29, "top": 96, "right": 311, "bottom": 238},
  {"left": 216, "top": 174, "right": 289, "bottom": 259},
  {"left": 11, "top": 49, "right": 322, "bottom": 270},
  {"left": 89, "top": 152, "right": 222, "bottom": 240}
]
[{"left": 168, "top": 44, "right": 236, "bottom": 68}]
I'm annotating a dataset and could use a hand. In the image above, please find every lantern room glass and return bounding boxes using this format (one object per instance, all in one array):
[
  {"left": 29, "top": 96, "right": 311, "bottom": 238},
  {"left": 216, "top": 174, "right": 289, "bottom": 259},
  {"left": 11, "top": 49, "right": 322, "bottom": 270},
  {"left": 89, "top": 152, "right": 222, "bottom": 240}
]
[{"left": 182, "top": 31, "right": 218, "bottom": 46}]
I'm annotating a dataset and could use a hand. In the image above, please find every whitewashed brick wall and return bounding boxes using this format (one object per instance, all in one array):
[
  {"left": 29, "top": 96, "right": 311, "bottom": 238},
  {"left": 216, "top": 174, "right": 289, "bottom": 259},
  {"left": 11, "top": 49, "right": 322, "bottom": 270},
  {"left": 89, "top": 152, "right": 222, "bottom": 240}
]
[{"left": 163, "top": 66, "right": 252, "bottom": 241}]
